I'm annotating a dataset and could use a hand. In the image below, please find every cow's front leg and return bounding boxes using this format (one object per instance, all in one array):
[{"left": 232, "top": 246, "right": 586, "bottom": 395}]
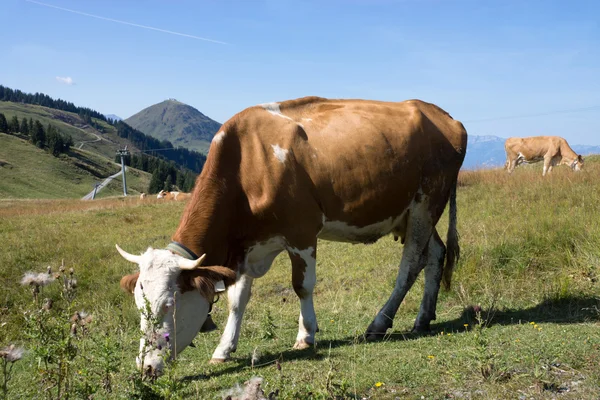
[
  {"left": 210, "top": 274, "right": 254, "bottom": 363},
  {"left": 288, "top": 243, "right": 318, "bottom": 350},
  {"left": 542, "top": 156, "right": 552, "bottom": 176}
]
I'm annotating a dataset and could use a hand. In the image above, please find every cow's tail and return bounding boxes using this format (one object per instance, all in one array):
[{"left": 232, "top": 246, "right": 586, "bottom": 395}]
[{"left": 442, "top": 179, "right": 459, "bottom": 291}]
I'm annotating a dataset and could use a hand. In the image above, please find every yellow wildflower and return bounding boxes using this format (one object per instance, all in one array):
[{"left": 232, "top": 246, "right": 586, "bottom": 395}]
[
  {"left": 427, "top": 355, "right": 435, "bottom": 359},
  {"left": 374, "top": 382, "right": 384, "bottom": 388}
]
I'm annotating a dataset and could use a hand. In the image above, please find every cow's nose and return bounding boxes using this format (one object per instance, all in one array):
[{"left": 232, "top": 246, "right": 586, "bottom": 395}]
[{"left": 144, "top": 365, "right": 155, "bottom": 378}]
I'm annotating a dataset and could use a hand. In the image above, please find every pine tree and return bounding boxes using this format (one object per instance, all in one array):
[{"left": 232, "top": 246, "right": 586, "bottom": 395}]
[
  {"left": 0, "top": 113, "right": 7, "bottom": 132},
  {"left": 163, "top": 175, "right": 173, "bottom": 191},
  {"left": 9, "top": 115, "right": 19, "bottom": 133},
  {"left": 20, "top": 118, "right": 29, "bottom": 135},
  {"left": 28, "top": 118, "right": 34, "bottom": 133},
  {"left": 148, "top": 170, "right": 163, "bottom": 194},
  {"left": 31, "top": 120, "right": 46, "bottom": 148}
]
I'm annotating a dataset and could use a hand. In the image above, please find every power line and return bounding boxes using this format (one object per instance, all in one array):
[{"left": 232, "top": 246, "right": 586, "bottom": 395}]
[
  {"left": 138, "top": 147, "right": 180, "bottom": 153},
  {"left": 463, "top": 105, "right": 600, "bottom": 123}
]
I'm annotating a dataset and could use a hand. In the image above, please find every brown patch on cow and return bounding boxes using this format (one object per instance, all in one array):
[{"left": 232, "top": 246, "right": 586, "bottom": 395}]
[{"left": 120, "top": 272, "right": 139, "bottom": 294}]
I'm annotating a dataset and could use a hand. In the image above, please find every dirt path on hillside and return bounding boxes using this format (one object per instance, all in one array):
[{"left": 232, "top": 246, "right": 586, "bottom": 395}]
[{"left": 75, "top": 131, "right": 102, "bottom": 149}]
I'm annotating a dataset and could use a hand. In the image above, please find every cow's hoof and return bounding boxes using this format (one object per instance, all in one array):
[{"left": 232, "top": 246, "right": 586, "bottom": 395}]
[
  {"left": 411, "top": 323, "right": 431, "bottom": 334},
  {"left": 365, "top": 321, "right": 389, "bottom": 341},
  {"left": 209, "top": 358, "right": 226, "bottom": 364},
  {"left": 293, "top": 339, "right": 313, "bottom": 350},
  {"left": 364, "top": 331, "right": 386, "bottom": 342}
]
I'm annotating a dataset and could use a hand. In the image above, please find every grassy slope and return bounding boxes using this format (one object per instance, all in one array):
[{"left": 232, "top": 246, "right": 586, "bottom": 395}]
[
  {"left": 0, "top": 101, "right": 133, "bottom": 159},
  {"left": 0, "top": 133, "right": 150, "bottom": 199},
  {"left": 0, "top": 159, "right": 599, "bottom": 398}
]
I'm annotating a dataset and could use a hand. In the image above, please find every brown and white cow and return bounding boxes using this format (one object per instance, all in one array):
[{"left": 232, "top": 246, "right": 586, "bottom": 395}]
[
  {"left": 156, "top": 190, "right": 191, "bottom": 201},
  {"left": 117, "top": 97, "right": 467, "bottom": 375},
  {"left": 504, "top": 136, "right": 584, "bottom": 176}
]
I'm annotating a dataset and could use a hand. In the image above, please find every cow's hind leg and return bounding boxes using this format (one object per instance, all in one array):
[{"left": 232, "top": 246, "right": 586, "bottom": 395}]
[
  {"left": 210, "top": 274, "right": 254, "bottom": 363},
  {"left": 366, "top": 208, "right": 432, "bottom": 340},
  {"left": 287, "top": 242, "right": 318, "bottom": 350},
  {"left": 413, "top": 229, "right": 445, "bottom": 332}
]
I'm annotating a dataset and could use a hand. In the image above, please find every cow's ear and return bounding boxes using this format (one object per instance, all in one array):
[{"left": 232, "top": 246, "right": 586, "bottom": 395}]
[
  {"left": 179, "top": 266, "right": 236, "bottom": 296},
  {"left": 120, "top": 272, "right": 139, "bottom": 294},
  {"left": 578, "top": 155, "right": 583, "bottom": 163}
]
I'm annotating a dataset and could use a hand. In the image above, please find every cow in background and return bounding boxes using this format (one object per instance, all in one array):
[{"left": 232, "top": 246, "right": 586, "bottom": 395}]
[
  {"left": 139, "top": 193, "right": 146, "bottom": 200},
  {"left": 156, "top": 190, "right": 191, "bottom": 201},
  {"left": 505, "top": 136, "right": 584, "bottom": 176},
  {"left": 117, "top": 96, "right": 467, "bottom": 376}
]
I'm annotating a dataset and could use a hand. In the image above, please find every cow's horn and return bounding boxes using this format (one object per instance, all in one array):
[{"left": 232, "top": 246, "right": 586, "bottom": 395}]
[
  {"left": 115, "top": 244, "right": 142, "bottom": 264},
  {"left": 178, "top": 254, "right": 207, "bottom": 270}
]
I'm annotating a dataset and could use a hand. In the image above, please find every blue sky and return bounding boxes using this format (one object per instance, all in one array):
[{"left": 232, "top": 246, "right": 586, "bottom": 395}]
[{"left": 1, "top": 0, "right": 599, "bottom": 145}]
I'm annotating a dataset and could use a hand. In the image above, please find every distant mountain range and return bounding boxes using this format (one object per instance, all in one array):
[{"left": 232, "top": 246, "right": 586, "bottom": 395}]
[
  {"left": 104, "top": 114, "right": 122, "bottom": 121},
  {"left": 464, "top": 135, "right": 600, "bottom": 169},
  {"left": 125, "top": 99, "right": 221, "bottom": 154}
]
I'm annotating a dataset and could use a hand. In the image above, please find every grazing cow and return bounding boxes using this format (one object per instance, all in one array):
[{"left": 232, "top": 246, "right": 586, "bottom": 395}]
[
  {"left": 505, "top": 136, "right": 584, "bottom": 176},
  {"left": 117, "top": 97, "right": 467, "bottom": 375},
  {"left": 157, "top": 190, "right": 191, "bottom": 201},
  {"left": 139, "top": 193, "right": 146, "bottom": 200}
]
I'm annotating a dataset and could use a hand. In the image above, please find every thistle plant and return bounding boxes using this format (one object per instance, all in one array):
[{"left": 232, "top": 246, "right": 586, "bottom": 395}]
[{"left": 1, "top": 344, "right": 25, "bottom": 399}]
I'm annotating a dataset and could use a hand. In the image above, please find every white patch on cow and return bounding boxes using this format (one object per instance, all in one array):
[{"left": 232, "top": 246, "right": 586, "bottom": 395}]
[
  {"left": 302, "top": 118, "right": 313, "bottom": 122},
  {"left": 318, "top": 213, "right": 407, "bottom": 243},
  {"left": 287, "top": 246, "right": 315, "bottom": 265},
  {"left": 243, "top": 236, "right": 286, "bottom": 278},
  {"left": 212, "top": 130, "right": 225, "bottom": 144},
  {"left": 260, "top": 102, "right": 294, "bottom": 122},
  {"left": 271, "top": 144, "right": 289, "bottom": 164}
]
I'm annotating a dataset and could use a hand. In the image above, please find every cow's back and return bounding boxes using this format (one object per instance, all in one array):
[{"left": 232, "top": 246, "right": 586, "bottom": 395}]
[{"left": 208, "top": 97, "right": 466, "bottom": 242}]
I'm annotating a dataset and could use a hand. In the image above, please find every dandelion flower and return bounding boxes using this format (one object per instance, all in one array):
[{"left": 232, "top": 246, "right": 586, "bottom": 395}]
[
  {"left": 374, "top": 382, "right": 384, "bottom": 387},
  {"left": 427, "top": 355, "right": 435, "bottom": 359},
  {"left": 0, "top": 345, "right": 25, "bottom": 362},
  {"left": 529, "top": 321, "right": 535, "bottom": 325},
  {"left": 464, "top": 323, "right": 469, "bottom": 328},
  {"left": 330, "top": 319, "right": 334, "bottom": 323}
]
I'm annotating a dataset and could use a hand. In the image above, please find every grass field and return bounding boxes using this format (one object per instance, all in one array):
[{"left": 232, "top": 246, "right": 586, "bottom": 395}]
[
  {"left": 0, "top": 133, "right": 150, "bottom": 199},
  {"left": 0, "top": 158, "right": 599, "bottom": 399}
]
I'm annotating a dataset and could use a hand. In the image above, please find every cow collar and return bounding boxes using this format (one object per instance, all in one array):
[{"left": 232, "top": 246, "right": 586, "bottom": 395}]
[{"left": 167, "top": 241, "right": 200, "bottom": 260}]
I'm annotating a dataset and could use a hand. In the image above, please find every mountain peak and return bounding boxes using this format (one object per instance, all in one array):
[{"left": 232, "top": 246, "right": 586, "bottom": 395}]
[{"left": 125, "top": 100, "right": 221, "bottom": 154}]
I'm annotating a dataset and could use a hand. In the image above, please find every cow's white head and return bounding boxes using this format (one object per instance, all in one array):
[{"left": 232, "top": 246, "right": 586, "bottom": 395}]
[
  {"left": 117, "top": 245, "right": 234, "bottom": 376},
  {"left": 572, "top": 155, "right": 584, "bottom": 171},
  {"left": 156, "top": 190, "right": 166, "bottom": 199}
]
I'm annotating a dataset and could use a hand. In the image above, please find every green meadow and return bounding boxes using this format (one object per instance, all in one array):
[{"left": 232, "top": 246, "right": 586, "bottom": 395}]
[{"left": 0, "top": 158, "right": 599, "bottom": 399}]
